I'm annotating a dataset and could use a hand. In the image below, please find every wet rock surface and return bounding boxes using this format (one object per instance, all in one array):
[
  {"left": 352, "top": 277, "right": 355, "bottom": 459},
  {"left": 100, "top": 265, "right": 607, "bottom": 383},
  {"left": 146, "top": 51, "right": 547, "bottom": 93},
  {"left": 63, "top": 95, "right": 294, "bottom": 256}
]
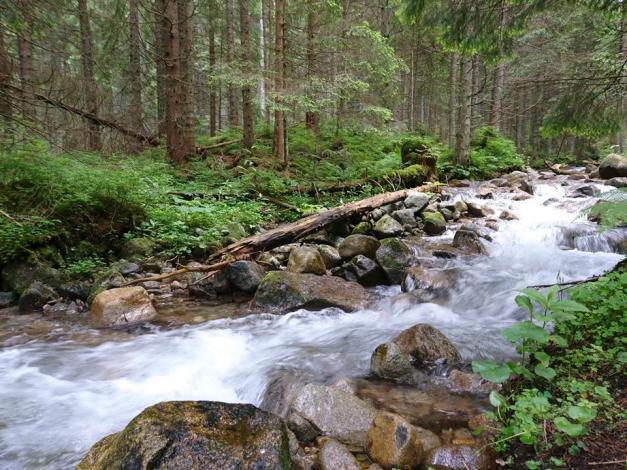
[
  {"left": 290, "top": 383, "right": 376, "bottom": 447},
  {"left": 318, "top": 438, "right": 360, "bottom": 470},
  {"left": 253, "top": 272, "right": 369, "bottom": 313},
  {"left": 392, "top": 323, "right": 461, "bottom": 365},
  {"left": 78, "top": 401, "right": 292, "bottom": 470},
  {"left": 90, "top": 286, "right": 157, "bottom": 328}
]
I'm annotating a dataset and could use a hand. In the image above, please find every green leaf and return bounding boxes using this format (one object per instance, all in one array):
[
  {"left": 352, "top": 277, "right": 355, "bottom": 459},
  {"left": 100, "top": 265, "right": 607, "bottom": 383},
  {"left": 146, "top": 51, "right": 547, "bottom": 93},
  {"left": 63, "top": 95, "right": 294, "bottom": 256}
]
[
  {"left": 520, "top": 288, "right": 549, "bottom": 308},
  {"left": 534, "top": 351, "right": 550, "bottom": 365},
  {"left": 554, "top": 417, "right": 585, "bottom": 437},
  {"left": 502, "top": 321, "right": 549, "bottom": 344},
  {"left": 515, "top": 294, "right": 533, "bottom": 314},
  {"left": 489, "top": 390, "right": 507, "bottom": 408},
  {"left": 567, "top": 405, "right": 597, "bottom": 423},
  {"left": 525, "top": 460, "right": 541, "bottom": 470},
  {"left": 472, "top": 360, "right": 512, "bottom": 383},
  {"left": 534, "top": 364, "right": 556, "bottom": 380},
  {"left": 551, "top": 299, "right": 588, "bottom": 313},
  {"left": 550, "top": 334, "right": 568, "bottom": 347},
  {"left": 547, "top": 285, "right": 559, "bottom": 302}
]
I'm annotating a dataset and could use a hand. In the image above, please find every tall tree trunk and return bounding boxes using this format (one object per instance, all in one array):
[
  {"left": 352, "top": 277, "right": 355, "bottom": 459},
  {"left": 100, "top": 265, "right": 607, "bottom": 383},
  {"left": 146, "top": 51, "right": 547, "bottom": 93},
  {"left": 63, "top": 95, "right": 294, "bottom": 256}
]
[
  {"left": 160, "top": 0, "right": 193, "bottom": 162},
  {"left": 78, "top": 0, "right": 101, "bottom": 150},
  {"left": 304, "top": 0, "right": 319, "bottom": 132},
  {"left": 470, "top": 54, "right": 480, "bottom": 130},
  {"left": 409, "top": 50, "right": 415, "bottom": 131},
  {"left": 226, "top": 0, "right": 238, "bottom": 127},
  {"left": 448, "top": 52, "right": 457, "bottom": 148},
  {"left": 208, "top": 3, "right": 217, "bottom": 137},
  {"left": 257, "top": 0, "right": 267, "bottom": 122},
  {"left": 17, "top": 25, "right": 35, "bottom": 120},
  {"left": 154, "top": 0, "right": 167, "bottom": 136},
  {"left": 262, "top": 0, "right": 272, "bottom": 126},
  {"left": 0, "top": 25, "right": 12, "bottom": 120},
  {"left": 490, "top": 0, "right": 507, "bottom": 131},
  {"left": 455, "top": 55, "right": 472, "bottom": 165},
  {"left": 274, "top": 0, "right": 286, "bottom": 165},
  {"left": 128, "top": 0, "right": 143, "bottom": 151},
  {"left": 515, "top": 85, "right": 524, "bottom": 152},
  {"left": 619, "top": 1, "right": 627, "bottom": 152},
  {"left": 239, "top": 0, "right": 254, "bottom": 148},
  {"left": 177, "top": 0, "right": 195, "bottom": 153}
]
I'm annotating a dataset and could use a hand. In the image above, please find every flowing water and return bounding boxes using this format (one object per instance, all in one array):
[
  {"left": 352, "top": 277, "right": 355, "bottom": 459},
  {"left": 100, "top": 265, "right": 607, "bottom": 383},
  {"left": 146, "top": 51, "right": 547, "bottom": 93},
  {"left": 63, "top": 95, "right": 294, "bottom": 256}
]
[{"left": 0, "top": 176, "right": 623, "bottom": 469}]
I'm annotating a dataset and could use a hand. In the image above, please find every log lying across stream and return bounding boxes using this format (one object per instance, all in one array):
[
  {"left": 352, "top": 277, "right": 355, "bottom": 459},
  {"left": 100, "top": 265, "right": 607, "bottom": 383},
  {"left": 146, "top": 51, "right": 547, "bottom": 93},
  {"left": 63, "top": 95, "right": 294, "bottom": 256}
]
[{"left": 126, "top": 184, "right": 437, "bottom": 285}]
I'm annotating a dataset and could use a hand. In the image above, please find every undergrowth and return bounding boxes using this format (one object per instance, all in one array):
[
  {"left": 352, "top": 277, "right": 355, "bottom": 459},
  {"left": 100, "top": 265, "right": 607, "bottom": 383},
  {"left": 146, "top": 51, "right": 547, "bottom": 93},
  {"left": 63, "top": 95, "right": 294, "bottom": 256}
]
[{"left": 473, "top": 267, "right": 626, "bottom": 468}]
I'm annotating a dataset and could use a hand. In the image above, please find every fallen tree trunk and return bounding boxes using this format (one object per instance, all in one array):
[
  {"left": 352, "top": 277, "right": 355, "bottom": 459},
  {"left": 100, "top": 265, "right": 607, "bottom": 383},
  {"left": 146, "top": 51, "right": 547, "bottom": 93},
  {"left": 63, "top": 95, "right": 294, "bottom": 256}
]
[
  {"left": 127, "top": 185, "right": 435, "bottom": 285},
  {"left": 207, "top": 185, "right": 433, "bottom": 262},
  {"left": 6, "top": 84, "right": 159, "bottom": 145}
]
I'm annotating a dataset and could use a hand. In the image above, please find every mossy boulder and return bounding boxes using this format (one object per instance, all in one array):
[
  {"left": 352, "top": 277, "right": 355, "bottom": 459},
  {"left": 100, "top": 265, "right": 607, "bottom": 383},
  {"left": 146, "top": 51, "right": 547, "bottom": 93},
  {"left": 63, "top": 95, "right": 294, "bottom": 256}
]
[
  {"left": 18, "top": 281, "right": 57, "bottom": 312},
  {"left": 599, "top": 154, "right": 627, "bottom": 179},
  {"left": 78, "top": 401, "right": 292, "bottom": 470},
  {"left": 375, "top": 238, "right": 414, "bottom": 283},
  {"left": 373, "top": 215, "right": 403, "bottom": 238},
  {"left": 225, "top": 260, "right": 266, "bottom": 293},
  {"left": 421, "top": 211, "right": 447, "bottom": 235},
  {"left": 370, "top": 342, "right": 413, "bottom": 380},
  {"left": 1, "top": 261, "right": 64, "bottom": 294},
  {"left": 338, "top": 235, "right": 380, "bottom": 260},
  {"left": 253, "top": 271, "right": 369, "bottom": 314},
  {"left": 287, "top": 246, "right": 326, "bottom": 275},
  {"left": 120, "top": 237, "right": 156, "bottom": 260},
  {"left": 391, "top": 164, "right": 431, "bottom": 186}
]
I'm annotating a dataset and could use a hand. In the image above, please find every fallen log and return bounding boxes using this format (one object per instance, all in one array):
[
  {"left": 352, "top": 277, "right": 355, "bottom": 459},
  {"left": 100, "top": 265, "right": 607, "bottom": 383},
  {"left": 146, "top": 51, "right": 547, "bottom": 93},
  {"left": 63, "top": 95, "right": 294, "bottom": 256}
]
[
  {"left": 126, "top": 185, "right": 435, "bottom": 286},
  {"left": 207, "top": 184, "right": 435, "bottom": 263}
]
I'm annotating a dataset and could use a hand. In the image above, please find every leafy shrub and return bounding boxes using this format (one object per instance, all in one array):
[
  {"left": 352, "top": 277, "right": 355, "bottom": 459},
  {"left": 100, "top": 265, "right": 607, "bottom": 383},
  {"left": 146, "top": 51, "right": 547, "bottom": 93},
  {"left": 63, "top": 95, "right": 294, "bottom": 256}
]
[
  {"left": 586, "top": 189, "right": 627, "bottom": 228},
  {"left": 439, "top": 126, "right": 525, "bottom": 179},
  {"left": 473, "top": 269, "right": 626, "bottom": 467}
]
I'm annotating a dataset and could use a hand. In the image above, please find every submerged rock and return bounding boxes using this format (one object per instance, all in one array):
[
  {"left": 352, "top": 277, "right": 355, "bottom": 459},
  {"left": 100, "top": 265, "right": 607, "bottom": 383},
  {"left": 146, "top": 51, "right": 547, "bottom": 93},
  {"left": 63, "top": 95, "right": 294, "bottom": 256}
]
[
  {"left": 253, "top": 272, "right": 369, "bottom": 314},
  {"left": 287, "top": 246, "right": 326, "bottom": 275},
  {"left": 225, "top": 260, "right": 266, "bottom": 293},
  {"left": 90, "top": 286, "right": 157, "bottom": 328},
  {"left": 401, "top": 266, "right": 458, "bottom": 301},
  {"left": 607, "top": 176, "right": 627, "bottom": 188},
  {"left": 290, "top": 383, "right": 376, "bottom": 447},
  {"left": 373, "top": 214, "right": 403, "bottom": 238},
  {"left": 599, "top": 153, "right": 627, "bottom": 179},
  {"left": 318, "top": 439, "right": 360, "bottom": 470},
  {"left": 338, "top": 234, "right": 380, "bottom": 260},
  {"left": 78, "top": 401, "right": 292, "bottom": 470},
  {"left": 375, "top": 238, "right": 414, "bottom": 284},
  {"left": 393, "top": 324, "right": 460, "bottom": 365}
]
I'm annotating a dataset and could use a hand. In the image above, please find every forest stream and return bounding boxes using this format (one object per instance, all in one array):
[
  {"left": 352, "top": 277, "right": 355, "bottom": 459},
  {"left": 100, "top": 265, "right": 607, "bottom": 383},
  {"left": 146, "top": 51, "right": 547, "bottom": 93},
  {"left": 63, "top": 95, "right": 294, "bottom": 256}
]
[{"left": 0, "top": 174, "right": 624, "bottom": 469}]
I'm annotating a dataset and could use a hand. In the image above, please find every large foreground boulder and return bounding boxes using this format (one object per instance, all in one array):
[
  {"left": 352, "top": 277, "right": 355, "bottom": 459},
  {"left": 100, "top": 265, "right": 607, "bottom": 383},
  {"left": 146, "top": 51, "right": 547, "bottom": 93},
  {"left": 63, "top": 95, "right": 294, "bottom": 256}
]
[
  {"left": 375, "top": 238, "right": 414, "bottom": 284},
  {"left": 253, "top": 272, "right": 369, "bottom": 314},
  {"left": 599, "top": 154, "right": 627, "bottom": 179},
  {"left": 78, "top": 401, "right": 291, "bottom": 470},
  {"left": 290, "top": 383, "right": 376, "bottom": 447},
  {"left": 392, "top": 324, "right": 460, "bottom": 365},
  {"left": 90, "top": 286, "right": 157, "bottom": 328}
]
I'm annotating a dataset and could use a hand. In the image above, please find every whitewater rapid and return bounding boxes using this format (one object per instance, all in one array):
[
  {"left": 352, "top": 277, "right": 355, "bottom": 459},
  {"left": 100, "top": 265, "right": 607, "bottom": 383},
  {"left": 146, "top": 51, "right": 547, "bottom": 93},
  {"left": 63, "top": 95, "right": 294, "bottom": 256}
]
[{"left": 0, "top": 178, "right": 623, "bottom": 469}]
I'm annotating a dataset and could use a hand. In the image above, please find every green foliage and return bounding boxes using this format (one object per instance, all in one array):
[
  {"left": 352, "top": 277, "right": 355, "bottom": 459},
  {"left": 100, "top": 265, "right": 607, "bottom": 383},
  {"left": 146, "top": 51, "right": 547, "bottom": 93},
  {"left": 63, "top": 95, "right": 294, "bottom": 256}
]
[
  {"left": 586, "top": 189, "right": 627, "bottom": 229},
  {"left": 439, "top": 127, "right": 525, "bottom": 180},
  {"left": 474, "top": 269, "right": 626, "bottom": 465}
]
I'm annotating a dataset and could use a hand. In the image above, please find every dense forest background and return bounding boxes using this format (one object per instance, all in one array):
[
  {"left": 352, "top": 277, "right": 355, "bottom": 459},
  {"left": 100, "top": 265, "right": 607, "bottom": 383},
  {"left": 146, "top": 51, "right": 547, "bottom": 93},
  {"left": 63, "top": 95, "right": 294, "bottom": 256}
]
[{"left": 0, "top": 0, "right": 625, "bottom": 161}]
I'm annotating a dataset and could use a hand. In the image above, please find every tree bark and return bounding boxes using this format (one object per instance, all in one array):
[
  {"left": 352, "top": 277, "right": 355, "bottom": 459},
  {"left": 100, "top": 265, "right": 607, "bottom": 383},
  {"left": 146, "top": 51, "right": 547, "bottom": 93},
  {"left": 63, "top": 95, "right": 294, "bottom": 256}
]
[
  {"left": 304, "top": 0, "right": 319, "bottom": 132},
  {"left": 470, "top": 54, "right": 480, "bottom": 130},
  {"left": 515, "top": 85, "right": 525, "bottom": 152},
  {"left": 257, "top": 0, "right": 267, "bottom": 122},
  {"left": 17, "top": 24, "right": 35, "bottom": 120},
  {"left": 208, "top": 3, "right": 217, "bottom": 137},
  {"left": 226, "top": 0, "right": 239, "bottom": 127},
  {"left": 409, "top": 50, "right": 415, "bottom": 131},
  {"left": 128, "top": 0, "right": 144, "bottom": 151},
  {"left": 177, "top": 0, "right": 195, "bottom": 154},
  {"left": 239, "top": 0, "right": 255, "bottom": 148},
  {"left": 274, "top": 0, "right": 286, "bottom": 165},
  {"left": 448, "top": 52, "right": 457, "bottom": 148},
  {"left": 154, "top": 0, "right": 167, "bottom": 136},
  {"left": 0, "top": 25, "right": 12, "bottom": 120},
  {"left": 455, "top": 55, "right": 472, "bottom": 165},
  {"left": 78, "top": 0, "right": 101, "bottom": 150}
]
